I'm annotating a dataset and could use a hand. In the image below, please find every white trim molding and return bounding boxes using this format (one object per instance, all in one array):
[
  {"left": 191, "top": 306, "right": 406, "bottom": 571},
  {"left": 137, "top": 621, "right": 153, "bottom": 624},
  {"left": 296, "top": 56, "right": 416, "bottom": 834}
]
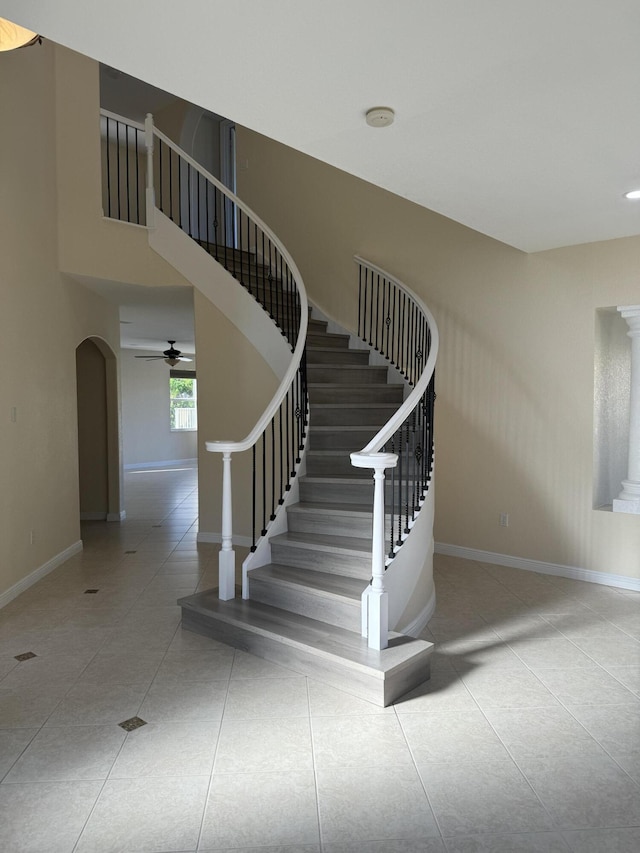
[
  {"left": 124, "top": 459, "right": 197, "bottom": 471},
  {"left": 435, "top": 542, "right": 640, "bottom": 592},
  {"left": 0, "top": 541, "right": 83, "bottom": 610}
]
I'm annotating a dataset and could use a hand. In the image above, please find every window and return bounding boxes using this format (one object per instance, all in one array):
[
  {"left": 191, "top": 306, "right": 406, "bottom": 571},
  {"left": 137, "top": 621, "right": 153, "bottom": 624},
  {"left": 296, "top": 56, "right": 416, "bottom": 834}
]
[{"left": 169, "top": 372, "right": 197, "bottom": 431}]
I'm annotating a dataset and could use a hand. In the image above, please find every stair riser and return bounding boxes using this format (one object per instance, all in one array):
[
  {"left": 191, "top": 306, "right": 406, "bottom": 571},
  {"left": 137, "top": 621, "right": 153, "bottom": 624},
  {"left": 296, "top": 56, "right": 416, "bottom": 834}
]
[
  {"left": 308, "top": 366, "right": 388, "bottom": 385},
  {"left": 308, "top": 320, "right": 328, "bottom": 333},
  {"left": 288, "top": 509, "right": 384, "bottom": 539},
  {"left": 299, "top": 480, "right": 414, "bottom": 506},
  {"left": 269, "top": 541, "right": 372, "bottom": 579},
  {"left": 306, "top": 333, "right": 350, "bottom": 349},
  {"left": 248, "top": 577, "right": 362, "bottom": 632},
  {"left": 305, "top": 455, "right": 372, "bottom": 478},
  {"left": 307, "top": 349, "right": 370, "bottom": 365},
  {"left": 308, "top": 429, "right": 378, "bottom": 450},
  {"left": 311, "top": 406, "right": 394, "bottom": 426},
  {"left": 309, "top": 385, "right": 404, "bottom": 403},
  {"left": 180, "top": 607, "right": 432, "bottom": 706}
]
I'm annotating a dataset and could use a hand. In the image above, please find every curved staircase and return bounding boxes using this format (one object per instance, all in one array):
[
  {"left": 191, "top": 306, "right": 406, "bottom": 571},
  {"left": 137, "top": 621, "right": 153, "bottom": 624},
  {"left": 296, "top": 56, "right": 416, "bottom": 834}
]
[
  {"left": 100, "top": 109, "right": 436, "bottom": 707},
  {"left": 179, "top": 314, "right": 433, "bottom": 706}
]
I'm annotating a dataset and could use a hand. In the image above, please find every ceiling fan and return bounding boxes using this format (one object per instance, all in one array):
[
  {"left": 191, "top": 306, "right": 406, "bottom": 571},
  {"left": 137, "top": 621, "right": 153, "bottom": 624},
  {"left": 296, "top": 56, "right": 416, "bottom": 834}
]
[{"left": 135, "top": 341, "right": 193, "bottom": 366}]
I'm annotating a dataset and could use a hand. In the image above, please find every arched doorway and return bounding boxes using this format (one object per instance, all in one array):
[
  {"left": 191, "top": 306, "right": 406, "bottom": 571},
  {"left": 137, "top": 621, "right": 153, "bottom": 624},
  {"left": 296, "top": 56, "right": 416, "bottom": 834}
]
[{"left": 76, "top": 337, "right": 123, "bottom": 521}]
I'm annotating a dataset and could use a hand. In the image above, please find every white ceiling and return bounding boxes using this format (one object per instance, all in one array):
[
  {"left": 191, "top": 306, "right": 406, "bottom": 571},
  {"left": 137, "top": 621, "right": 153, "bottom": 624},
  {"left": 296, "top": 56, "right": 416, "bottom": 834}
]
[
  {"left": 75, "top": 277, "right": 195, "bottom": 353},
  {"left": 3, "top": 0, "right": 640, "bottom": 253}
]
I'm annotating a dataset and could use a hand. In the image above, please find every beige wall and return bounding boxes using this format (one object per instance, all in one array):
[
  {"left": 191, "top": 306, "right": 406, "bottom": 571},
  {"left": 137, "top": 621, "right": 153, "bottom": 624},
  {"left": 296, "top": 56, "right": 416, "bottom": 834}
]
[
  {"left": 120, "top": 349, "right": 198, "bottom": 467},
  {"left": 194, "top": 290, "right": 278, "bottom": 540},
  {"left": 0, "top": 41, "right": 121, "bottom": 601},
  {"left": 237, "top": 128, "right": 640, "bottom": 580},
  {"left": 55, "top": 46, "right": 191, "bottom": 290}
]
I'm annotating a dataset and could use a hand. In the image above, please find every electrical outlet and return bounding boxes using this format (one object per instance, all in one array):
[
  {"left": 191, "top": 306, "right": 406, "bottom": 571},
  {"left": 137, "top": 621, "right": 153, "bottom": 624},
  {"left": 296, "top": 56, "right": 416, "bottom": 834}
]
[
  {"left": 10, "top": 407, "right": 17, "bottom": 423},
  {"left": 499, "top": 512, "right": 509, "bottom": 527}
]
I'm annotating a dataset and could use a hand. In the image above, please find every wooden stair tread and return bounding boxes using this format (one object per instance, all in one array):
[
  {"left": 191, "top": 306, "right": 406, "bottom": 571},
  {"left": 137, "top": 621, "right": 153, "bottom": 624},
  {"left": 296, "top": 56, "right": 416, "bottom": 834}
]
[
  {"left": 179, "top": 591, "right": 431, "bottom": 679},
  {"left": 249, "top": 563, "right": 365, "bottom": 600},
  {"left": 269, "top": 531, "right": 373, "bottom": 556}
]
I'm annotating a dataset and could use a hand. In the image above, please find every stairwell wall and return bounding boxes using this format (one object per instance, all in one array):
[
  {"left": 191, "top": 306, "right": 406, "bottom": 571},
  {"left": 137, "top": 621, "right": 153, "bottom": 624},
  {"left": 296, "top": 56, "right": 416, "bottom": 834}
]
[
  {"left": 0, "top": 41, "right": 121, "bottom": 604},
  {"left": 237, "top": 128, "right": 640, "bottom": 583}
]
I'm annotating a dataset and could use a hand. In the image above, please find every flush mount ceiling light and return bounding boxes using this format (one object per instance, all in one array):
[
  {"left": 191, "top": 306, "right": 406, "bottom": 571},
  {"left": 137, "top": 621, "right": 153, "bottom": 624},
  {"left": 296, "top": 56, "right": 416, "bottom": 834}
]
[
  {"left": 365, "top": 107, "right": 395, "bottom": 128},
  {"left": 0, "top": 17, "right": 40, "bottom": 51},
  {"left": 624, "top": 189, "right": 640, "bottom": 199}
]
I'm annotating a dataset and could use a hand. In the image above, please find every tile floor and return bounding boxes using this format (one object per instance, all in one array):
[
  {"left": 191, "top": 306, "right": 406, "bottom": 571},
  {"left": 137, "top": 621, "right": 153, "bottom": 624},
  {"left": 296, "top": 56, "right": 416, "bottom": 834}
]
[{"left": 0, "top": 465, "right": 639, "bottom": 852}]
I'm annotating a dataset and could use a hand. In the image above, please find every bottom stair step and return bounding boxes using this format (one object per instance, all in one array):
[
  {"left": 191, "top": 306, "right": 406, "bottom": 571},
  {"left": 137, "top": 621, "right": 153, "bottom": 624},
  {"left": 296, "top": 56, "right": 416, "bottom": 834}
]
[{"left": 178, "top": 591, "right": 433, "bottom": 706}]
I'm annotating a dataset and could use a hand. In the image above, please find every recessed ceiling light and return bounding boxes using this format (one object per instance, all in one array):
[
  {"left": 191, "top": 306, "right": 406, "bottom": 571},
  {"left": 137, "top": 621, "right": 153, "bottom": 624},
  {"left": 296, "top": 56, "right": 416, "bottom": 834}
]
[
  {"left": 624, "top": 189, "right": 640, "bottom": 199},
  {"left": 366, "top": 107, "right": 395, "bottom": 128}
]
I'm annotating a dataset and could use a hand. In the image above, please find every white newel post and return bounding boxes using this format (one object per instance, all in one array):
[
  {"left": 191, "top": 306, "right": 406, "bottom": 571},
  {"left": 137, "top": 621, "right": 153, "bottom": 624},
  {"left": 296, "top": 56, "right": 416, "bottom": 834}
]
[
  {"left": 613, "top": 305, "right": 640, "bottom": 514},
  {"left": 351, "top": 451, "right": 398, "bottom": 650},
  {"left": 219, "top": 451, "right": 236, "bottom": 599},
  {"left": 144, "top": 113, "right": 155, "bottom": 227}
]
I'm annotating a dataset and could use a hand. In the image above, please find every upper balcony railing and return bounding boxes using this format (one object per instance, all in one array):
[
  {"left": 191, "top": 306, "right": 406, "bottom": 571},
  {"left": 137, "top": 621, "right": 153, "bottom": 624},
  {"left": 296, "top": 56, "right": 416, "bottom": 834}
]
[{"left": 100, "top": 109, "right": 308, "bottom": 599}]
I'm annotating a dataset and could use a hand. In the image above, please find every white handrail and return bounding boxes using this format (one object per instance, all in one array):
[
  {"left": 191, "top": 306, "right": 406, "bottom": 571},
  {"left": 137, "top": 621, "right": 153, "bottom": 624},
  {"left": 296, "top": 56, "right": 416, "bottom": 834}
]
[
  {"left": 353, "top": 255, "right": 439, "bottom": 455},
  {"left": 351, "top": 256, "right": 438, "bottom": 649},
  {"left": 151, "top": 123, "right": 309, "bottom": 455}
]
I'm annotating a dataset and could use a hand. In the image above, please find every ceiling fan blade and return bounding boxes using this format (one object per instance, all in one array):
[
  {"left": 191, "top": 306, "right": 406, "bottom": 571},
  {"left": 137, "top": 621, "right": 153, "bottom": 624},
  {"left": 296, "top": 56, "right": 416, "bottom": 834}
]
[
  {"left": 134, "top": 355, "right": 165, "bottom": 359},
  {"left": 178, "top": 356, "right": 193, "bottom": 362}
]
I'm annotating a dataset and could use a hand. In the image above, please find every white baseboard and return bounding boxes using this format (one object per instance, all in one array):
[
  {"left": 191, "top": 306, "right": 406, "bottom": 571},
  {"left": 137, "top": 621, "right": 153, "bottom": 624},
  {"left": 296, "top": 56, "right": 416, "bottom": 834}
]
[
  {"left": 435, "top": 542, "right": 640, "bottom": 592},
  {"left": 0, "top": 540, "right": 83, "bottom": 610},
  {"left": 197, "top": 532, "right": 253, "bottom": 547},
  {"left": 107, "top": 511, "right": 126, "bottom": 522},
  {"left": 124, "top": 458, "right": 197, "bottom": 471}
]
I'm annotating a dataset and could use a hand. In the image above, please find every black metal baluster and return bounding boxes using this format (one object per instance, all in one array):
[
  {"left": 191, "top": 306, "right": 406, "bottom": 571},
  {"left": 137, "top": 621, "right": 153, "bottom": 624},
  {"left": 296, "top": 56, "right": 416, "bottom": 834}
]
[
  {"left": 389, "top": 432, "right": 396, "bottom": 559},
  {"left": 286, "top": 385, "right": 293, "bottom": 481},
  {"left": 368, "top": 269, "right": 374, "bottom": 346},
  {"left": 278, "top": 403, "right": 285, "bottom": 505},
  {"left": 358, "top": 264, "right": 363, "bottom": 338},
  {"left": 261, "top": 432, "right": 267, "bottom": 536},
  {"left": 135, "top": 125, "right": 140, "bottom": 223},
  {"left": 270, "top": 417, "right": 276, "bottom": 521},
  {"left": 391, "top": 283, "right": 396, "bottom": 366},
  {"left": 374, "top": 273, "right": 380, "bottom": 351},
  {"left": 404, "top": 420, "right": 411, "bottom": 534},
  {"left": 396, "top": 427, "right": 403, "bottom": 547},
  {"left": 251, "top": 444, "right": 257, "bottom": 551}
]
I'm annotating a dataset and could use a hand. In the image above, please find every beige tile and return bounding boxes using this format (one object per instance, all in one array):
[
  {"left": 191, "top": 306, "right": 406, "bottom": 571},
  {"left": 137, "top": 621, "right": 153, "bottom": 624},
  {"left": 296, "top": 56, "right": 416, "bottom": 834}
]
[
  {"left": 459, "top": 669, "right": 559, "bottom": 710},
  {"left": 519, "top": 753, "right": 640, "bottom": 829},
  {"left": 483, "top": 706, "right": 607, "bottom": 761},
  {"left": 399, "top": 710, "right": 510, "bottom": 764},
  {"left": 535, "top": 668, "right": 640, "bottom": 706},
  {"left": 444, "top": 832, "right": 571, "bottom": 852},
  {"left": 224, "top": 676, "right": 309, "bottom": 719},
  {"left": 109, "top": 721, "right": 219, "bottom": 778},
  {"left": 418, "top": 759, "right": 554, "bottom": 837},
  {"left": 153, "top": 649, "right": 234, "bottom": 682},
  {"left": 215, "top": 717, "right": 313, "bottom": 773},
  {"left": 138, "top": 679, "right": 228, "bottom": 722},
  {"left": 564, "top": 827, "right": 640, "bottom": 852},
  {"left": 0, "top": 780, "right": 102, "bottom": 851},
  {"left": 0, "top": 729, "right": 38, "bottom": 779},
  {"left": 312, "top": 714, "right": 413, "bottom": 768},
  {"left": 201, "top": 770, "right": 320, "bottom": 849},
  {"left": 5, "top": 725, "right": 126, "bottom": 782},
  {"left": 75, "top": 776, "right": 209, "bottom": 852},
  {"left": 316, "top": 764, "right": 439, "bottom": 844}
]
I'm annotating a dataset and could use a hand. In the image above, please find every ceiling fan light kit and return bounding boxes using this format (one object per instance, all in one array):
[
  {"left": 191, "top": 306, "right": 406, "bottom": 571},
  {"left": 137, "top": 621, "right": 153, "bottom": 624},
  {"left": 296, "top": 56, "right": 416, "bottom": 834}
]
[{"left": 134, "top": 341, "right": 192, "bottom": 364}]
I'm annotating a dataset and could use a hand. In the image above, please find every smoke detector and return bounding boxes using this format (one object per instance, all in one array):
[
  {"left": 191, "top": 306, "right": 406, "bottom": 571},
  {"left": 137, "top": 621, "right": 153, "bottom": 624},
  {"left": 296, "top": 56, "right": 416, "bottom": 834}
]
[{"left": 365, "top": 107, "right": 395, "bottom": 128}]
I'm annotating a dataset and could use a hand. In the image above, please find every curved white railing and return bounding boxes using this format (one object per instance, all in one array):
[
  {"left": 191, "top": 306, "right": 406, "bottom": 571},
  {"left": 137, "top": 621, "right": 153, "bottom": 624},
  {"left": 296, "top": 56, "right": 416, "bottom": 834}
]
[
  {"left": 100, "top": 109, "right": 308, "bottom": 601},
  {"left": 351, "top": 257, "right": 439, "bottom": 649}
]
